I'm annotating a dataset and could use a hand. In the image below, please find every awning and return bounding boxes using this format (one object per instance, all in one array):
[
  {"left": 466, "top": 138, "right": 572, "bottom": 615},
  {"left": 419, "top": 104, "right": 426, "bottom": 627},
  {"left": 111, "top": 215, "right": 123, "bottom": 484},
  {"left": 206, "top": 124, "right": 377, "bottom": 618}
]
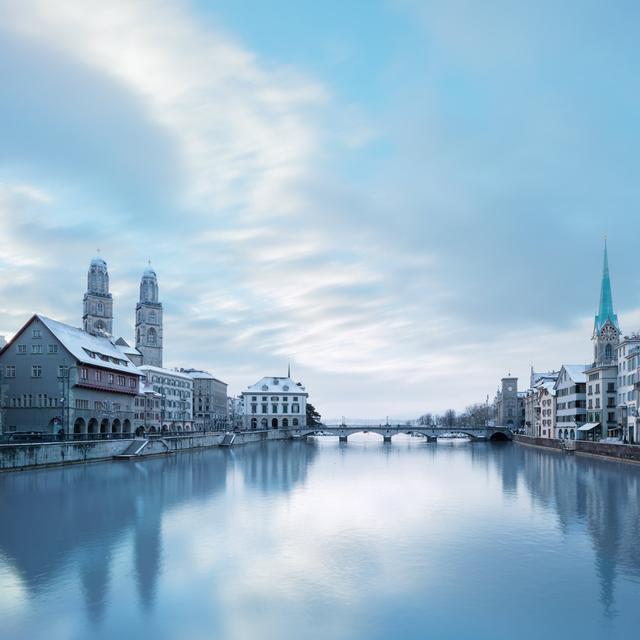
[{"left": 578, "top": 422, "right": 601, "bottom": 432}]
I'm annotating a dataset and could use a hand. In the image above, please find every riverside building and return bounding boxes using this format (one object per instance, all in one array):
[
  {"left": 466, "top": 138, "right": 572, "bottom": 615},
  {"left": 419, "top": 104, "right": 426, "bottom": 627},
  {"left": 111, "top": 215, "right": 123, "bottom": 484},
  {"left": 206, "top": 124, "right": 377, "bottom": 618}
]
[
  {"left": 554, "top": 365, "right": 589, "bottom": 440},
  {"left": 241, "top": 375, "right": 308, "bottom": 430},
  {"left": 181, "top": 369, "right": 228, "bottom": 430},
  {"left": 0, "top": 314, "right": 141, "bottom": 436},
  {"left": 616, "top": 334, "right": 640, "bottom": 443},
  {"left": 139, "top": 365, "right": 193, "bottom": 431}
]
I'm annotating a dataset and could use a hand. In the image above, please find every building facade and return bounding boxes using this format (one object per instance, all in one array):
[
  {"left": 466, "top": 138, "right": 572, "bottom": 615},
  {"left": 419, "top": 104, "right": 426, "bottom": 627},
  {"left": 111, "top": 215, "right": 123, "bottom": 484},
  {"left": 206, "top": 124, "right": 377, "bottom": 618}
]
[
  {"left": 554, "top": 365, "right": 588, "bottom": 440},
  {"left": 494, "top": 376, "right": 519, "bottom": 428},
  {"left": 139, "top": 365, "right": 193, "bottom": 431},
  {"left": 0, "top": 315, "right": 141, "bottom": 436},
  {"left": 616, "top": 335, "right": 640, "bottom": 443},
  {"left": 181, "top": 369, "right": 228, "bottom": 430},
  {"left": 241, "top": 376, "right": 308, "bottom": 430}
]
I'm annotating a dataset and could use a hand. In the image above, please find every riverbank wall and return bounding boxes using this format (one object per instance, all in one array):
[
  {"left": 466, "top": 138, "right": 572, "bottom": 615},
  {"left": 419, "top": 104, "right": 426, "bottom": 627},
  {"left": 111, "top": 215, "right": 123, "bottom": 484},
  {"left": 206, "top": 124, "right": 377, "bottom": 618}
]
[
  {"left": 514, "top": 434, "right": 640, "bottom": 463},
  {"left": 0, "top": 429, "right": 292, "bottom": 472}
]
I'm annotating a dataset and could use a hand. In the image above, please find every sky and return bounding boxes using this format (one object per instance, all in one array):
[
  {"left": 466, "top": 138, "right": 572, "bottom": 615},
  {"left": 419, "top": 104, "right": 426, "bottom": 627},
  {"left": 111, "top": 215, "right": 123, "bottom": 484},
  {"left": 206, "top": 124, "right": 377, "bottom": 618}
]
[{"left": 1, "top": 0, "right": 640, "bottom": 419}]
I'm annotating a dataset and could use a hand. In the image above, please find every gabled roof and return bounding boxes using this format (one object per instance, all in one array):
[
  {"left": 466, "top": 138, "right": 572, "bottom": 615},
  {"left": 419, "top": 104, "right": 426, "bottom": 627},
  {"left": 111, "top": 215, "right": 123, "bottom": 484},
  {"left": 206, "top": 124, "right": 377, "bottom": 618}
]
[
  {"left": 243, "top": 376, "right": 307, "bottom": 395},
  {"left": 560, "top": 364, "right": 590, "bottom": 384},
  {"left": 114, "top": 337, "right": 142, "bottom": 358},
  {"left": 38, "top": 316, "right": 141, "bottom": 375}
]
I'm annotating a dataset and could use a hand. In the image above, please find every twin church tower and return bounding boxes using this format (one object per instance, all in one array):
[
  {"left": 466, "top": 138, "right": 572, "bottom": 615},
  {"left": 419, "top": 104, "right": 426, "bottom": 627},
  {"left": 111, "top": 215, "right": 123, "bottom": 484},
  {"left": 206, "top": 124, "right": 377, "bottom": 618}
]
[{"left": 81, "top": 255, "right": 163, "bottom": 367}]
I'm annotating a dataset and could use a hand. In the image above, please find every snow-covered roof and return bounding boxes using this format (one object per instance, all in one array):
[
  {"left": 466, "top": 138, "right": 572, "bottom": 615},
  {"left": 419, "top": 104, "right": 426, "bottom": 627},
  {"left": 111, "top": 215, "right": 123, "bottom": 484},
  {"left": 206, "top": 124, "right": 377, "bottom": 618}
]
[
  {"left": 114, "top": 337, "right": 142, "bottom": 358},
  {"left": 139, "top": 365, "right": 193, "bottom": 380},
  {"left": 39, "top": 315, "right": 140, "bottom": 375},
  {"left": 538, "top": 380, "right": 557, "bottom": 396},
  {"left": 243, "top": 376, "right": 307, "bottom": 395},
  {"left": 180, "top": 369, "right": 227, "bottom": 384},
  {"left": 560, "top": 364, "right": 589, "bottom": 383}
]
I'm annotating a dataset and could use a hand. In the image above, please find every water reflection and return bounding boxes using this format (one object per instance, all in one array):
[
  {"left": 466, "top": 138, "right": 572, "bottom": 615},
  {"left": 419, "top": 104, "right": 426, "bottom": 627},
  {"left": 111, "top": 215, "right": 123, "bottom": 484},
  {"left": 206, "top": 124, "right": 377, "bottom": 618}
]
[
  {"left": 489, "top": 445, "right": 640, "bottom": 619},
  {"left": 0, "top": 439, "right": 639, "bottom": 639}
]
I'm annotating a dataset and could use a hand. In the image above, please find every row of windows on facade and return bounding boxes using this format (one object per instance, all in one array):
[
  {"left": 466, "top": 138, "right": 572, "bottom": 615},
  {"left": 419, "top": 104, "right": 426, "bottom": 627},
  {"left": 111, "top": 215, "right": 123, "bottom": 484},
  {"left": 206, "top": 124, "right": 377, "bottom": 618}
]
[
  {"left": 250, "top": 403, "right": 301, "bottom": 414},
  {"left": 586, "top": 411, "right": 617, "bottom": 423},
  {"left": 4, "top": 365, "right": 134, "bottom": 388},
  {"left": 618, "top": 373, "right": 636, "bottom": 387},
  {"left": 14, "top": 343, "right": 58, "bottom": 355},
  {"left": 250, "top": 396, "right": 300, "bottom": 402},
  {"left": 147, "top": 375, "right": 191, "bottom": 388},
  {"left": 557, "top": 414, "right": 586, "bottom": 423},
  {"left": 7, "top": 396, "right": 124, "bottom": 410},
  {"left": 250, "top": 417, "right": 300, "bottom": 428},
  {"left": 587, "top": 383, "right": 615, "bottom": 395},
  {"left": 587, "top": 398, "right": 617, "bottom": 409},
  {"left": 557, "top": 400, "right": 586, "bottom": 410},
  {"left": 151, "top": 385, "right": 191, "bottom": 399},
  {"left": 556, "top": 384, "right": 586, "bottom": 397}
]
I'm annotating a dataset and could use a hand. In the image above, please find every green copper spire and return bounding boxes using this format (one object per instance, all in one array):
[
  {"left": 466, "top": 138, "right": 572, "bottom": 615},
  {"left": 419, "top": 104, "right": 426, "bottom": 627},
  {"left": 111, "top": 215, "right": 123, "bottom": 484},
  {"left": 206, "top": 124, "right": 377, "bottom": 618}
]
[{"left": 594, "top": 238, "right": 619, "bottom": 332}]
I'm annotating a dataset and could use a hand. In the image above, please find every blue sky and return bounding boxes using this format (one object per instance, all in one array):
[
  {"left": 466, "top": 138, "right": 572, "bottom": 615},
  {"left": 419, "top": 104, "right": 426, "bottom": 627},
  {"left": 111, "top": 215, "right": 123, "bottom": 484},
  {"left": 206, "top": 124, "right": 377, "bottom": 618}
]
[{"left": 1, "top": 0, "right": 640, "bottom": 418}]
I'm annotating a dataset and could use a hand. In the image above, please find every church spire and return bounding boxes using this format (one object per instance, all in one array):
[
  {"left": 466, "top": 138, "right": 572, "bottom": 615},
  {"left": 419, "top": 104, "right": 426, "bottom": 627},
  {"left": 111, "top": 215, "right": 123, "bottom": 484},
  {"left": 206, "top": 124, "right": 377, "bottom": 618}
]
[{"left": 594, "top": 238, "right": 619, "bottom": 332}]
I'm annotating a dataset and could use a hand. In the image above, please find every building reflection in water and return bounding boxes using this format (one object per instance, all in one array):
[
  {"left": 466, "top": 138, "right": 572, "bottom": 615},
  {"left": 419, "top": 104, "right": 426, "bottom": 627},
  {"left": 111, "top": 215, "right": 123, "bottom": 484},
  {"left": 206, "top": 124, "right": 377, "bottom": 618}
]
[
  {"left": 488, "top": 444, "right": 640, "bottom": 618},
  {"left": 1, "top": 439, "right": 639, "bottom": 630},
  {"left": 0, "top": 441, "right": 317, "bottom": 625}
]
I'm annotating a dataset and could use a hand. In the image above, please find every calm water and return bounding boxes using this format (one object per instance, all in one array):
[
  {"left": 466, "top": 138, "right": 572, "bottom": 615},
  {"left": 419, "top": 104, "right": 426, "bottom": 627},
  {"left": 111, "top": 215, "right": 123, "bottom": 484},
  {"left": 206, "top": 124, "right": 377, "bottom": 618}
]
[{"left": 1, "top": 436, "right": 639, "bottom": 640}]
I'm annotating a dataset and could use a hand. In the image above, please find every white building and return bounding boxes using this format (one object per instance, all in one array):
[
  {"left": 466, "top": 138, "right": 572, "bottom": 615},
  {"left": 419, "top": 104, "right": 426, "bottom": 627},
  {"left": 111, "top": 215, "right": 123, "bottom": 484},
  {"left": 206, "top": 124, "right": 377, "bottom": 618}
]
[
  {"left": 139, "top": 365, "right": 193, "bottom": 431},
  {"left": 241, "top": 376, "right": 308, "bottom": 430},
  {"left": 616, "top": 334, "right": 640, "bottom": 443},
  {"left": 554, "top": 364, "right": 589, "bottom": 440}
]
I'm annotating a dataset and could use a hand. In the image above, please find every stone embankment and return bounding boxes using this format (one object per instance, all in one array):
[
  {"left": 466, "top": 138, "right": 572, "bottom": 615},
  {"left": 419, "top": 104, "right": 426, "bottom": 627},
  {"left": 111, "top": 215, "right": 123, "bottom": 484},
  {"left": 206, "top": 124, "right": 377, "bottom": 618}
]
[
  {"left": 0, "top": 429, "right": 291, "bottom": 472},
  {"left": 514, "top": 434, "right": 640, "bottom": 463}
]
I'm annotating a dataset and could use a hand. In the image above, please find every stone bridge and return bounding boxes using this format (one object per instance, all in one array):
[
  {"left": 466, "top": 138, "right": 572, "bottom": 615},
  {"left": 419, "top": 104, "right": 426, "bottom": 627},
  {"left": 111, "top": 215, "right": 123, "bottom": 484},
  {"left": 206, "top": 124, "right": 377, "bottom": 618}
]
[{"left": 293, "top": 424, "right": 513, "bottom": 443}]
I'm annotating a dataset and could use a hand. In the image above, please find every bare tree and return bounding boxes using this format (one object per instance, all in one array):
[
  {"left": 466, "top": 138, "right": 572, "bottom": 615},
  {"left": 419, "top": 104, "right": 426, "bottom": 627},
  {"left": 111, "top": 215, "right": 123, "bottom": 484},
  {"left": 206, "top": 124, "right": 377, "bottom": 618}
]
[{"left": 443, "top": 409, "right": 456, "bottom": 428}]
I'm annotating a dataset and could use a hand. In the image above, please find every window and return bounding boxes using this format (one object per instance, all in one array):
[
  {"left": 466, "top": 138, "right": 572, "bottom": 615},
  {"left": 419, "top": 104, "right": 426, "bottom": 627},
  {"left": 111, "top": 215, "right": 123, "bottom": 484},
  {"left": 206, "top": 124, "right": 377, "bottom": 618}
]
[
  {"left": 108, "top": 373, "right": 114, "bottom": 384},
  {"left": 251, "top": 404, "right": 257, "bottom": 414},
  {"left": 32, "top": 329, "right": 42, "bottom": 338},
  {"left": 17, "top": 344, "right": 26, "bottom": 354},
  {"left": 95, "top": 370, "right": 102, "bottom": 382},
  {"left": 48, "top": 344, "right": 58, "bottom": 354},
  {"left": 31, "top": 365, "right": 42, "bottom": 378},
  {"left": 129, "top": 378, "right": 136, "bottom": 388},
  {"left": 272, "top": 404, "right": 278, "bottom": 413},
  {"left": 282, "top": 405, "right": 288, "bottom": 413},
  {"left": 5, "top": 365, "right": 15, "bottom": 378},
  {"left": 31, "top": 344, "right": 43, "bottom": 354},
  {"left": 118, "top": 376, "right": 125, "bottom": 386},
  {"left": 261, "top": 404, "right": 268, "bottom": 414},
  {"left": 81, "top": 368, "right": 88, "bottom": 380},
  {"left": 292, "top": 404, "right": 300, "bottom": 413}
]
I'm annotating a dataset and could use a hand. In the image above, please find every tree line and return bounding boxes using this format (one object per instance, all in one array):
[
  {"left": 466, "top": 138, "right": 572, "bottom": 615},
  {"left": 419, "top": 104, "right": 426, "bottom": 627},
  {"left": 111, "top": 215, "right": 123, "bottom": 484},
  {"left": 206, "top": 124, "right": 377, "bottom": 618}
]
[{"left": 417, "top": 403, "right": 490, "bottom": 428}]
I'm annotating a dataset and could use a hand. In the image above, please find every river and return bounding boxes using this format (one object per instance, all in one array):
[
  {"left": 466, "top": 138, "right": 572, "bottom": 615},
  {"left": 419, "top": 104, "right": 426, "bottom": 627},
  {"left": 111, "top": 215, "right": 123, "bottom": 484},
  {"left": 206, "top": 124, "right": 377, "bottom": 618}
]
[{"left": 1, "top": 435, "right": 639, "bottom": 639}]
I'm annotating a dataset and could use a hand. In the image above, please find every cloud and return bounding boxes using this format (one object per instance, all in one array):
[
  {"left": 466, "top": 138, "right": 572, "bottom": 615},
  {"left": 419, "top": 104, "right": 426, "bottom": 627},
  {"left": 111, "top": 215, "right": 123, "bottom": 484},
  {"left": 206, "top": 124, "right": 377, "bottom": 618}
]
[{"left": 1, "top": 0, "right": 639, "bottom": 416}]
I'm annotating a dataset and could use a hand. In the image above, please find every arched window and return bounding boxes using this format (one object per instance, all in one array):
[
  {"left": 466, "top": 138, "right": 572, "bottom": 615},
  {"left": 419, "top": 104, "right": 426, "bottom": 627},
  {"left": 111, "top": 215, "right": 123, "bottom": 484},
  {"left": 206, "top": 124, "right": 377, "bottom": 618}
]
[
  {"left": 97, "top": 302, "right": 104, "bottom": 315},
  {"left": 282, "top": 418, "right": 289, "bottom": 428},
  {"left": 605, "top": 343, "right": 613, "bottom": 360},
  {"left": 293, "top": 418, "right": 299, "bottom": 426},
  {"left": 251, "top": 417, "right": 257, "bottom": 429},
  {"left": 148, "top": 327, "right": 157, "bottom": 346},
  {"left": 271, "top": 418, "right": 278, "bottom": 429},
  {"left": 570, "top": 429, "right": 575, "bottom": 440},
  {"left": 261, "top": 418, "right": 268, "bottom": 428},
  {"left": 149, "top": 311, "right": 157, "bottom": 325}
]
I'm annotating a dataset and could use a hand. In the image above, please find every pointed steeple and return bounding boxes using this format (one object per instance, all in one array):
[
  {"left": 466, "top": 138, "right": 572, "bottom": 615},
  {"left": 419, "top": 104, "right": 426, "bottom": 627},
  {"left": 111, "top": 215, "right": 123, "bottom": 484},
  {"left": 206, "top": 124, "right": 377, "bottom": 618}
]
[
  {"left": 287, "top": 361, "right": 291, "bottom": 378},
  {"left": 594, "top": 238, "right": 619, "bottom": 332}
]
